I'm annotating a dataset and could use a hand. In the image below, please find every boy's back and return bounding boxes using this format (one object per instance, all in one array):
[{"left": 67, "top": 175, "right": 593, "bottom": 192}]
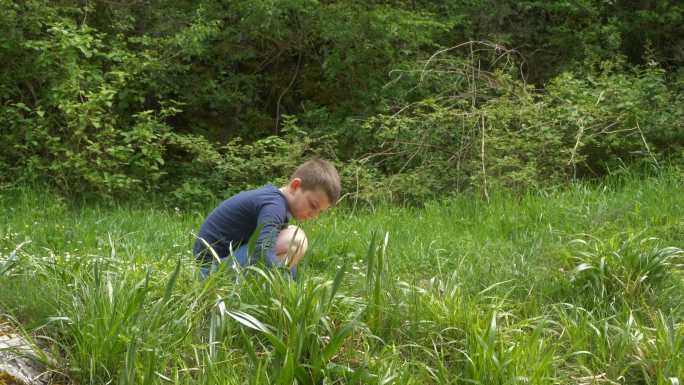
[{"left": 193, "top": 184, "right": 289, "bottom": 265}]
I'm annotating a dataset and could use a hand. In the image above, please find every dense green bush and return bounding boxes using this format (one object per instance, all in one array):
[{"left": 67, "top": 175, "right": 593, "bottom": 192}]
[
  {"left": 1, "top": 1, "right": 682, "bottom": 205},
  {"left": 341, "top": 46, "right": 683, "bottom": 203}
]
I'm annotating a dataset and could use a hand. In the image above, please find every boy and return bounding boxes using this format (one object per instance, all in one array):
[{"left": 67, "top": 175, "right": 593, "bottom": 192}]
[{"left": 193, "top": 159, "right": 340, "bottom": 280}]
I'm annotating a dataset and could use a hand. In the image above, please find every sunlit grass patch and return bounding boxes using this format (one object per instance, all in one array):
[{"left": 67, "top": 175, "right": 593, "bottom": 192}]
[{"left": 0, "top": 171, "right": 682, "bottom": 384}]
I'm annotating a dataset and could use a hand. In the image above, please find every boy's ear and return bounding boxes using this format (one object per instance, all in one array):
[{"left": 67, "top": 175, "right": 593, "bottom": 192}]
[{"left": 290, "top": 178, "right": 302, "bottom": 190}]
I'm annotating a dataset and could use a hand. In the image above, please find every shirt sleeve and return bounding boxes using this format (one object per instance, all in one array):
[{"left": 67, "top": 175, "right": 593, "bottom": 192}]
[{"left": 253, "top": 202, "right": 286, "bottom": 267}]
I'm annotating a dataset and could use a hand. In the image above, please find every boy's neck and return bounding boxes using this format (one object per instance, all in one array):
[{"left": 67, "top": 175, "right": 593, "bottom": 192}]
[
  {"left": 279, "top": 186, "right": 295, "bottom": 215},
  {"left": 278, "top": 186, "right": 291, "bottom": 198}
]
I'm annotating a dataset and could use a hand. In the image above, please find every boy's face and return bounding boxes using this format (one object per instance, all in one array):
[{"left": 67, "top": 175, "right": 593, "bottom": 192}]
[{"left": 286, "top": 179, "right": 331, "bottom": 222}]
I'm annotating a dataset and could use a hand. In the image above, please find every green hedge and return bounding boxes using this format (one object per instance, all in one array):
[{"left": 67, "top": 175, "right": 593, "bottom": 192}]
[{"left": 1, "top": 1, "right": 682, "bottom": 205}]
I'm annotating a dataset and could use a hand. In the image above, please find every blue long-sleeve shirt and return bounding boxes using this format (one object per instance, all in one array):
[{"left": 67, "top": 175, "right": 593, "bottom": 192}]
[{"left": 193, "top": 184, "right": 291, "bottom": 270}]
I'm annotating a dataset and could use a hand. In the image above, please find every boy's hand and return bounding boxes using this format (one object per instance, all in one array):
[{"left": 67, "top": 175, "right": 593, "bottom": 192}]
[{"left": 275, "top": 225, "right": 308, "bottom": 267}]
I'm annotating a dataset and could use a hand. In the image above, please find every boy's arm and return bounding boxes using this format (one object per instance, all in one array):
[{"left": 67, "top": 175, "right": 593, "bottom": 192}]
[{"left": 253, "top": 203, "right": 286, "bottom": 268}]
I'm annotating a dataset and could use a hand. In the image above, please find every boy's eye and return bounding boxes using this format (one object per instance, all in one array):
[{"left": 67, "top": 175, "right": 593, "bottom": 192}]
[{"left": 309, "top": 200, "right": 318, "bottom": 211}]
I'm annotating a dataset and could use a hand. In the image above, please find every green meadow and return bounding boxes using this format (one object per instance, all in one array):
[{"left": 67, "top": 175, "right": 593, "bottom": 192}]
[{"left": 0, "top": 171, "right": 682, "bottom": 384}]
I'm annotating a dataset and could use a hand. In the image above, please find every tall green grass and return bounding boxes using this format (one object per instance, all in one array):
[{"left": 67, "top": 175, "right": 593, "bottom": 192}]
[{"left": 0, "top": 170, "right": 682, "bottom": 384}]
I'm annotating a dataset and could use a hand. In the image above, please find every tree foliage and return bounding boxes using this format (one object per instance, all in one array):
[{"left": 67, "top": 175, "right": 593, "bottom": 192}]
[{"left": 0, "top": 0, "right": 682, "bottom": 204}]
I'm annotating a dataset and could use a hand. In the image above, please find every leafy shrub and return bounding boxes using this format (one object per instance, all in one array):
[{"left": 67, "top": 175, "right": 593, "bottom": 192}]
[
  {"left": 347, "top": 45, "right": 684, "bottom": 203},
  {"left": 1, "top": 2, "right": 683, "bottom": 205}
]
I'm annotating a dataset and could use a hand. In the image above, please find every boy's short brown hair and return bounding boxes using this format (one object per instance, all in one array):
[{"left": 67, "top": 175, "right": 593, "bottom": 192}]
[{"left": 292, "top": 159, "right": 341, "bottom": 205}]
